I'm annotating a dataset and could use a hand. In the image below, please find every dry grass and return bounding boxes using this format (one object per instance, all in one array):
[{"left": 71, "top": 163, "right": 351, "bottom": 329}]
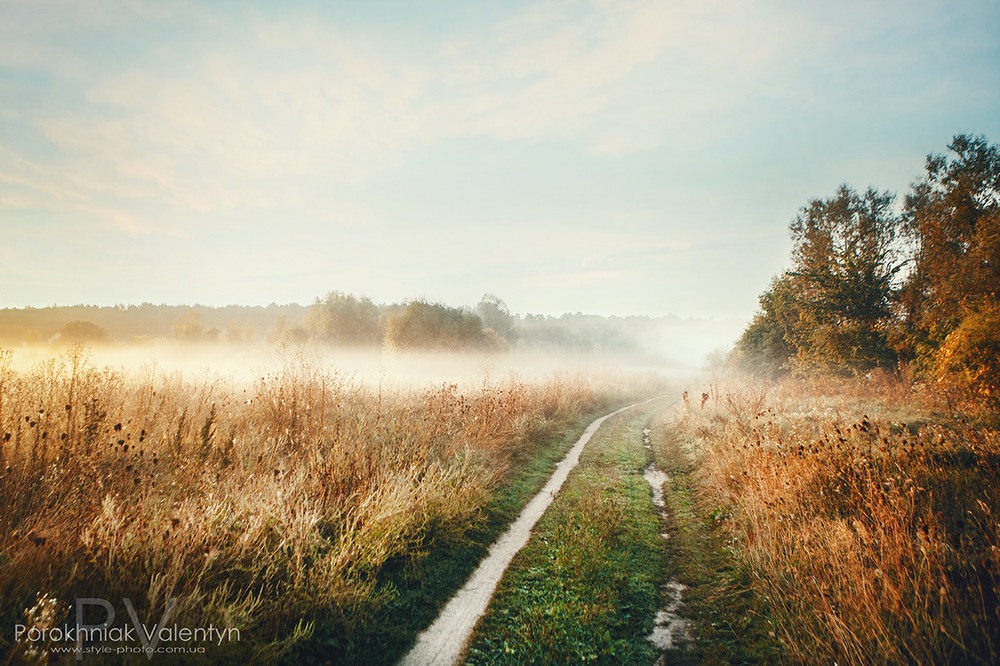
[
  {"left": 679, "top": 374, "right": 1000, "bottom": 665},
  {"left": 0, "top": 345, "right": 631, "bottom": 662}
]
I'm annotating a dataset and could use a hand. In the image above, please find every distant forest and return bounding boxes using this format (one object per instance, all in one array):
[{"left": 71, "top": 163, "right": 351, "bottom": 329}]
[
  {"left": 0, "top": 303, "right": 308, "bottom": 347},
  {"left": 0, "top": 294, "right": 727, "bottom": 359}
]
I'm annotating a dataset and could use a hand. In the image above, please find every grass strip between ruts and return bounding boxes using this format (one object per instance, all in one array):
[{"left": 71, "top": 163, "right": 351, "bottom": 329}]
[{"left": 464, "top": 399, "right": 668, "bottom": 665}]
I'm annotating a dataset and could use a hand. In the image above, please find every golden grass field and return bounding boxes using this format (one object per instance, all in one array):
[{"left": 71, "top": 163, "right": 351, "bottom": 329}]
[
  {"left": 4, "top": 341, "right": 998, "bottom": 664},
  {"left": 0, "top": 344, "right": 645, "bottom": 662},
  {"left": 677, "top": 374, "right": 1000, "bottom": 664}
]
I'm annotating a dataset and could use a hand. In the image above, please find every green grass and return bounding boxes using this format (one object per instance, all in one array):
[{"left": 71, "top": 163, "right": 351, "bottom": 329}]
[
  {"left": 286, "top": 409, "right": 616, "bottom": 665},
  {"left": 464, "top": 400, "right": 669, "bottom": 665},
  {"left": 647, "top": 410, "right": 785, "bottom": 665}
]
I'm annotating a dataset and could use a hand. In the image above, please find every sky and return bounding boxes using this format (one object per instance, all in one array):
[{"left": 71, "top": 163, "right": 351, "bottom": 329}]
[{"left": 1, "top": 0, "right": 998, "bottom": 322}]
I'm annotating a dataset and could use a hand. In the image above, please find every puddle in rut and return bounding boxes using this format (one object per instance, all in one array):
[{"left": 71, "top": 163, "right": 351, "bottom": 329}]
[
  {"left": 644, "top": 464, "right": 670, "bottom": 510},
  {"left": 643, "top": 428, "right": 694, "bottom": 661},
  {"left": 649, "top": 580, "right": 694, "bottom": 655},
  {"left": 643, "top": 463, "right": 670, "bottom": 540}
]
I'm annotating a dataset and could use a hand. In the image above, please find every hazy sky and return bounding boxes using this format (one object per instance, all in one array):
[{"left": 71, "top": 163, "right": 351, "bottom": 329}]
[{"left": 2, "top": 0, "right": 998, "bottom": 321}]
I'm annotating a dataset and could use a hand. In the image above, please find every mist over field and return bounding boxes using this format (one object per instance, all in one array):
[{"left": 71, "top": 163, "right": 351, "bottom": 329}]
[
  {"left": 5, "top": 345, "right": 656, "bottom": 389},
  {"left": 3, "top": 312, "right": 737, "bottom": 387},
  {"left": 0, "top": 291, "right": 740, "bottom": 387}
]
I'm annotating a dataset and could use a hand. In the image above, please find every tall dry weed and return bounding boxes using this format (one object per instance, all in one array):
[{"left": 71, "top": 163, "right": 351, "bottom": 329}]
[
  {"left": 0, "top": 345, "right": 625, "bottom": 661},
  {"left": 681, "top": 377, "right": 1000, "bottom": 665}
]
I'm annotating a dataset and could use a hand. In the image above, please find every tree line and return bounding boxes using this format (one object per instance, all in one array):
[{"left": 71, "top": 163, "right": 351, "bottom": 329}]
[
  {"left": 2, "top": 294, "right": 715, "bottom": 356},
  {"left": 0, "top": 298, "right": 517, "bottom": 351},
  {"left": 0, "top": 303, "right": 307, "bottom": 346},
  {"left": 292, "top": 294, "right": 686, "bottom": 353},
  {"left": 734, "top": 134, "right": 999, "bottom": 405},
  {"left": 299, "top": 293, "right": 517, "bottom": 350}
]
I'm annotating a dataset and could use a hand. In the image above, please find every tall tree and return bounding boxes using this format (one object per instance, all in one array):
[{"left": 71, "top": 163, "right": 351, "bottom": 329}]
[
  {"left": 304, "top": 292, "right": 383, "bottom": 345},
  {"left": 897, "top": 134, "right": 1000, "bottom": 371},
  {"left": 737, "top": 185, "right": 903, "bottom": 376},
  {"left": 734, "top": 274, "right": 800, "bottom": 376},
  {"left": 787, "top": 185, "right": 903, "bottom": 373},
  {"left": 476, "top": 294, "right": 518, "bottom": 344}
]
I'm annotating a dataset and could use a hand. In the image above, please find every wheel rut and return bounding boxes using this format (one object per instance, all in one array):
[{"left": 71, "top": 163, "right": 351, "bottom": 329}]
[{"left": 642, "top": 424, "right": 694, "bottom": 662}]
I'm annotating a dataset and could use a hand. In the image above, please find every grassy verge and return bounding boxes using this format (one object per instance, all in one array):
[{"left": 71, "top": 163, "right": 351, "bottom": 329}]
[
  {"left": 292, "top": 409, "right": 613, "bottom": 665},
  {"left": 464, "top": 399, "right": 668, "bottom": 665},
  {"left": 674, "top": 376, "right": 1000, "bottom": 665},
  {"left": 647, "top": 408, "right": 785, "bottom": 665}
]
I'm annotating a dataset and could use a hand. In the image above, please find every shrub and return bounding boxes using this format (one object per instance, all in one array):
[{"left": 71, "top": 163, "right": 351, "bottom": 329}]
[
  {"left": 54, "top": 320, "right": 112, "bottom": 345},
  {"left": 384, "top": 300, "right": 497, "bottom": 351},
  {"left": 936, "top": 303, "right": 1000, "bottom": 409}
]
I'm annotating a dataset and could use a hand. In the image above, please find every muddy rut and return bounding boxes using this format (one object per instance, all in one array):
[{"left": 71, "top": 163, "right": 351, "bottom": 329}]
[{"left": 642, "top": 425, "right": 694, "bottom": 662}]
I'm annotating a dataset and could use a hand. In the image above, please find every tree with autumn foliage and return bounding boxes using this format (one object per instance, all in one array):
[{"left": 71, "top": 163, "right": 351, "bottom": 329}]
[
  {"left": 891, "top": 135, "right": 1000, "bottom": 403},
  {"left": 737, "top": 134, "right": 999, "bottom": 392},
  {"left": 735, "top": 186, "right": 903, "bottom": 375}
]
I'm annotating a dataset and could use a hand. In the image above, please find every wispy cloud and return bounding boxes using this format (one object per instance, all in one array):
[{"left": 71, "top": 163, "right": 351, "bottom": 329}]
[
  {"left": 3, "top": 0, "right": 739, "bottom": 235},
  {"left": 2, "top": 0, "right": 997, "bottom": 314}
]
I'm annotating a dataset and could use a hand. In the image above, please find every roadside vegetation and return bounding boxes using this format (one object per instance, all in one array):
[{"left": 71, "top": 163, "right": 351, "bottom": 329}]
[
  {"left": 0, "top": 344, "right": 653, "bottom": 663},
  {"left": 675, "top": 377, "right": 999, "bottom": 664},
  {"left": 698, "top": 133, "right": 1000, "bottom": 664},
  {"left": 734, "top": 133, "right": 999, "bottom": 415}
]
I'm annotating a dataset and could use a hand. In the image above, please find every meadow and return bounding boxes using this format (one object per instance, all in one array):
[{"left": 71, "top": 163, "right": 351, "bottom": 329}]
[
  {"left": 674, "top": 374, "right": 1000, "bottom": 664},
  {"left": 4, "top": 337, "right": 998, "bottom": 665},
  {"left": 0, "top": 343, "right": 651, "bottom": 663}
]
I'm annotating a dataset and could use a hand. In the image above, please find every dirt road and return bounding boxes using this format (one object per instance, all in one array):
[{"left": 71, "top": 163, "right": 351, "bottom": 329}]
[{"left": 398, "top": 402, "right": 643, "bottom": 666}]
